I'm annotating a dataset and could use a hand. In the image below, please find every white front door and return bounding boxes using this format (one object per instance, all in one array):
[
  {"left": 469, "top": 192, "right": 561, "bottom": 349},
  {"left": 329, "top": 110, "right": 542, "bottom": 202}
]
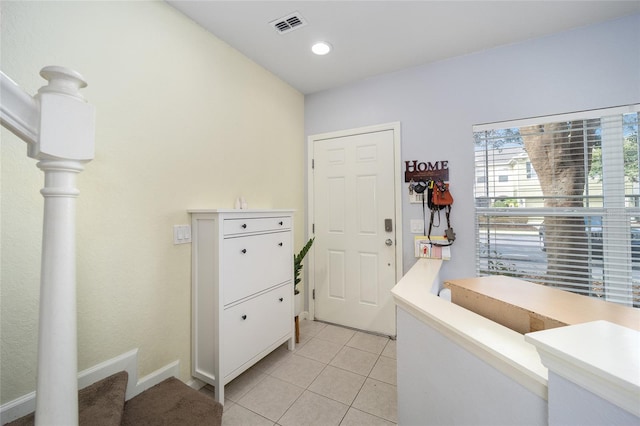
[{"left": 309, "top": 124, "right": 401, "bottom": 336}]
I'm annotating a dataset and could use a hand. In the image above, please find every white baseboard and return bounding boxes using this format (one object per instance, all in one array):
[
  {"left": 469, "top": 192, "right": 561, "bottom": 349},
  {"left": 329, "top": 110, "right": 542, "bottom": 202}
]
[
  {"left": 130, "top": 360, "right": 180, "bottom": 400},
  {"left": 0, "top": 349, "right": 180, "bottom": 424},
  {"left": 186, "top": 378, "right": 206, "bottom": 391},
  {"left": 0, "top": 391, "right": 36, "bottom": 425},
  {"left": 78, "top": 348, "right": 139, "bottom": 401}
]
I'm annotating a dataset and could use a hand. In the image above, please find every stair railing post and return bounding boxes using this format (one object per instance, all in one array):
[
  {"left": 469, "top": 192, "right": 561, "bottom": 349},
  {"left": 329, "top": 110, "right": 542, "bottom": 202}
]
[
  {"left": 31, "top": 66, "right": 95, "bottom": 426},
  {"left": 34, "top": 160, "right": 83, "bottom": 425}
]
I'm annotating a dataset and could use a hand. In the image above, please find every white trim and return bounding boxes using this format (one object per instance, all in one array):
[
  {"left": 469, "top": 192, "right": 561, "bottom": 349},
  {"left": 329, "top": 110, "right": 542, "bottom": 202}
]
[
  {"left": 0, "top": 349, "right": 181, "bottom": 424},
  {"left": 306, "top": 122, "right": 403, "bottom": 324},
  {"left": 131, "top": 360, "right": 180, "bottom": 399},
  {"left": 307, "top": 146, "right": 315, "bottom": 319},
  {"left": 526, "top": 321, "right": 640, "bottom": 417},
  {"left": 473, "top": 104, "right": 640, "bottom": 132},
  {"left": 0, "top": 71, "right": 39, "bottom": 144},
  {"left": 77, "top": 349, "right": 139, "bottom": 401},
  {"left": 186, "top": 378, "right": 206, "bottom": 391},
  {"left": 0, "top": 392, "right": 36, "bottom": 425}
]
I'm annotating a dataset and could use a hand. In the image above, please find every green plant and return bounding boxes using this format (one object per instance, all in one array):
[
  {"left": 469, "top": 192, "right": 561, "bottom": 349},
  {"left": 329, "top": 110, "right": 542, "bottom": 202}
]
[
  {"left": 493, "top": 198, "right": 518, "bottom": 208},
  {"left": 293, "top": 237, "right": 315, "bottom": 295}
]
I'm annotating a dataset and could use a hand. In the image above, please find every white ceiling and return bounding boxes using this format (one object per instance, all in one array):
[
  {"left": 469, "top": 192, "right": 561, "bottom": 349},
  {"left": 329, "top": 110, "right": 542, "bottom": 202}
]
[{"left": 167, "top": 1, "right": 640, "bottom": 95}]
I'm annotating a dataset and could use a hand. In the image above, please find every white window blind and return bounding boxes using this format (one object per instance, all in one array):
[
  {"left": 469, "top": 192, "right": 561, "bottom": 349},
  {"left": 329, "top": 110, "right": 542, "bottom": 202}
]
[{"left": 474, "top": 105, "right": 640, "bottom": 307}]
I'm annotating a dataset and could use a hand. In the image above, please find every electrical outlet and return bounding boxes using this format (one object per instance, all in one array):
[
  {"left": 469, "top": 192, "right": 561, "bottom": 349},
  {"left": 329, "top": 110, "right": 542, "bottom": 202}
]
[
  {"left": 410, "top": 219, "right": 424, "bottom": 234},
  {"left": 173, "top": 225, "right": 192, "bottom": 244}
]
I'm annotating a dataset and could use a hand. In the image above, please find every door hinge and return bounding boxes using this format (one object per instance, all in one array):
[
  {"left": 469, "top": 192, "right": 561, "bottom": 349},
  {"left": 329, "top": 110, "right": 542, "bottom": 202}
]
[
  {"left": 312, "top": 158, "right": 315, "bottom": 169},
  {"left": 312, "top": 223, "right": 315, "bottom": 233},
  {"left": 312, "top": 289, "right": 315, "bottom": 300}
]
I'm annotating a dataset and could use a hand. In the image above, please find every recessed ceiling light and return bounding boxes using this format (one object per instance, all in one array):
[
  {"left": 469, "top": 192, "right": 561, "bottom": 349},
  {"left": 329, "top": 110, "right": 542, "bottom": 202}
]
[{"left": 311, "top": 42, "right": 332, "bottom": 56}]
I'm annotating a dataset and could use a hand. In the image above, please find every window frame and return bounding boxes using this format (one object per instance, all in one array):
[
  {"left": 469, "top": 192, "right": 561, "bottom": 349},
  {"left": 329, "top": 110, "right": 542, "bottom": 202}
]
[{"left": 473, "top": 104, "right": 640, "bottom": 307}]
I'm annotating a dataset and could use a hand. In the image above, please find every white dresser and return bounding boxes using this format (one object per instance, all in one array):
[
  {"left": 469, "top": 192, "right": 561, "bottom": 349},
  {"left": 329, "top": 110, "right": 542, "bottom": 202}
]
[{"left": 189, "top": 209, "right": 295, "bottom": 403}]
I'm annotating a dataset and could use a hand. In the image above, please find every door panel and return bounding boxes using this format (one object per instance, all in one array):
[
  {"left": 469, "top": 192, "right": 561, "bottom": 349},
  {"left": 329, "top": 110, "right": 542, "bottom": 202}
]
[
  {"left": 359, "top": 253, "right": 378, "bottom": 305},
  {"left": 328, "top": 250, "right": 346, "bottom": 299}
]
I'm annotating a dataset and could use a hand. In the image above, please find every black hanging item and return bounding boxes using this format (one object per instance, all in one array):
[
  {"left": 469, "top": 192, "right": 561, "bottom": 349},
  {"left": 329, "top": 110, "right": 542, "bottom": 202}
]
[{"left": 413, "top": 180, "right": 429, "bottom": 236}]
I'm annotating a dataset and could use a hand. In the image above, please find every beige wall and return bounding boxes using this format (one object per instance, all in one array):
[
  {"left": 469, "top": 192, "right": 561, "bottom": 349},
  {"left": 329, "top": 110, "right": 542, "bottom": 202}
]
[{"left": 1, "top": 1, "right": 304, "bottom": 404}]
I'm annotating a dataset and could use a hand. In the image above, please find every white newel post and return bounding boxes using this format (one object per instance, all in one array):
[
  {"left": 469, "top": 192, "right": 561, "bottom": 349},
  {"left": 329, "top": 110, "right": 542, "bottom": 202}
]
[
  {"left": 31, "top": 67, "right": 95, "bottom": 426},
  {"left": 35, "top": 160, "right": 82, "bottom": 425}
]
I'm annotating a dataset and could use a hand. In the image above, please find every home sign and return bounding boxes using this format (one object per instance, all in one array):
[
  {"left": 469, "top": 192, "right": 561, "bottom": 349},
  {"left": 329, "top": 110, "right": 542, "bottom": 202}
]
[{"left": 404, "top": 160, "right": 449, "bottom": 183}]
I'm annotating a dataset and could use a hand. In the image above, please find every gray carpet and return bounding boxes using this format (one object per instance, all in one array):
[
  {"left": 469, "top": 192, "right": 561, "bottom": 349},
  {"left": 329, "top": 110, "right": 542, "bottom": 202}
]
[{"left": 121, "top": 377, "right": 222, "bottom": 426}]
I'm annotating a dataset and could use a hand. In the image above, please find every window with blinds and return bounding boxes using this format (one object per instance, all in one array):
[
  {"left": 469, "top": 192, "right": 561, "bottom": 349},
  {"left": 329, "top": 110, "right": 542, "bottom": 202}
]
[{"left": 473, "top": 105, "right": 640, "bottom": 307}]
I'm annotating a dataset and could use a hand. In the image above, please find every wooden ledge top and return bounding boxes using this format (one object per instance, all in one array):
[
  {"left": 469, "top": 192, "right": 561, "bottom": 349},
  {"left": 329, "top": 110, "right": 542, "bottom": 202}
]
[{"left": 445, "top": 276, "right": 640, "bottom": 332}]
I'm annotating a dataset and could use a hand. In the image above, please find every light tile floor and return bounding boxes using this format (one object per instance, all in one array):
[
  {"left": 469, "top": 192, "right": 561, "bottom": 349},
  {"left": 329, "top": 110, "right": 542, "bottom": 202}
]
[{"left": 200, "top": 319, "right": 397, "bottom": 426}]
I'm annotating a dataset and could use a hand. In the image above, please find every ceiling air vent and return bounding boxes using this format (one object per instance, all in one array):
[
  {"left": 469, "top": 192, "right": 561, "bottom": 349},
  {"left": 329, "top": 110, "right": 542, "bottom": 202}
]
[{"left": 270, "top": 12, "right": 307, "bottom": 34}]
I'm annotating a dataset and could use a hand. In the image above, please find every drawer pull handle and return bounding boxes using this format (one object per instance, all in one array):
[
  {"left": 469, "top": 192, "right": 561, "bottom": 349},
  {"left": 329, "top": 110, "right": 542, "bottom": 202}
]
[
  {"left": 278, "top": 242, "right": 283, "bottom": 247},
  {"left": 241, "top": 249, "right": 247, "bottom": 254},
  {"left": 279, "top": 221, "right": 283, "bottom": 226},
  {"left": 241, "top": 315, "right": 247, "bottom": 320},
  {"left": 279, "top": 297, "right": 284, "bottom": 302},
  {"left": 241, "top": 224, "right": 247, "bottom": 229}
]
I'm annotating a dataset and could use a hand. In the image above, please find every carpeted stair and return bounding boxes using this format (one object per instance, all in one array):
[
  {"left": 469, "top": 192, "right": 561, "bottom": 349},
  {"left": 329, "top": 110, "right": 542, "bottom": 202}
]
[
  {"left": 6, "top": 372, "right": 222, "bottom": 426},
  {"left": 121, "top": 377, "right": 222, "bottom": 426}
]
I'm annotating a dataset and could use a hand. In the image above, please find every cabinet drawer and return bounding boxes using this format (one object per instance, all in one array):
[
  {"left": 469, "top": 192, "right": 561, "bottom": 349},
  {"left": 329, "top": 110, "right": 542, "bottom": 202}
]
[
  {"left": 223, "top": 217, "right": 291, "bottom": 236},
  {"left": 222, "top": 284, "right": 292, "bottom": 377},
  {"left": 222, "top": 231, "right": 292, "bottom": 305}
]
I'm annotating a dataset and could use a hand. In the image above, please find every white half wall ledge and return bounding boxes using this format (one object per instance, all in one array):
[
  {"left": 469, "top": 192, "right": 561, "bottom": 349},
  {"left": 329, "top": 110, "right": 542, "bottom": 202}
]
[
  {"left": 391, "top": 258, "right": 548, "bottom": 399},
  {"left": 526, "top": 320, "right": 640, "bottom": 418}
]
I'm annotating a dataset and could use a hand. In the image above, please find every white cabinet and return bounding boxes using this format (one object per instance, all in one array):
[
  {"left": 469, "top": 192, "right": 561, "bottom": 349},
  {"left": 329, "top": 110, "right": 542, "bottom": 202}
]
[{"left": 189, "top": 209, "right": 294, "bottom": 403}]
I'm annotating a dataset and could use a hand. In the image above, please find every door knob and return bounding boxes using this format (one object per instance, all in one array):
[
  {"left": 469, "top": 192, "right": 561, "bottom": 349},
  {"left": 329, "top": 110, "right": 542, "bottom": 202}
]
[{"left": 385, "top": 239, "right": 393, "bottom": 246}]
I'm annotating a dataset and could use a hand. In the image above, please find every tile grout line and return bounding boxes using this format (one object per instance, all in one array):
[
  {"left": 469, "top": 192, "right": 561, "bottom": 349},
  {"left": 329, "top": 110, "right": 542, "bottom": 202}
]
[
  {"left": 210, "top": 321, "right": 397, "bottom": 425},
  {"left": 276, "top": 326, "right": 396, "bottom": 425},
  {"left": 270, "top": 348, "right": 392, "bottom": 425}
]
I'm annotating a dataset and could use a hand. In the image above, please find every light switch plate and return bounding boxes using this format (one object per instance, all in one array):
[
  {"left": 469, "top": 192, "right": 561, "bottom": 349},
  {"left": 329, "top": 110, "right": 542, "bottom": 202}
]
[
  {"left": 173, "top": 225, "right": 192, "bottom": 244},
  {"left": 410, "top": 219, "right": 424, "bottom": 234}
]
